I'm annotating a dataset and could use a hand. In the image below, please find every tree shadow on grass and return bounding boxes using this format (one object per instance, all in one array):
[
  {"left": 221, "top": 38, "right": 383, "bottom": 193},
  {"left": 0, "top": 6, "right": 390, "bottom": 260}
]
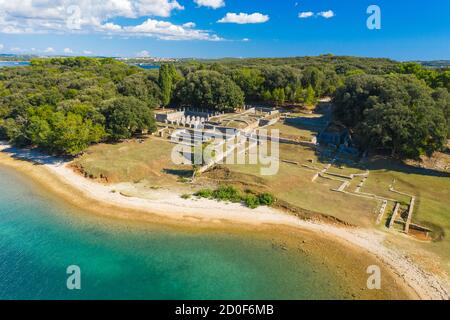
[
  {"left": 282, "top": 111, "right": 331, "bottom": 139},
  {"left": 314, "top": 147, "right": 450, "bottom": 179},
  {"left": 365, "top": 156, "right": 450, "bottom": 179},
  {"left": 162, "top": 168, "right": 194, "bottom": 179}
]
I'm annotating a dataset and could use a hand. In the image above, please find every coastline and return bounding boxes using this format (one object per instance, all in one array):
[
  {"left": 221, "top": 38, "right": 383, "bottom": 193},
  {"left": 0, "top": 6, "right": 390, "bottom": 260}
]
[{"left": 0, "top": 143, "right": 448, "bottom": 300}]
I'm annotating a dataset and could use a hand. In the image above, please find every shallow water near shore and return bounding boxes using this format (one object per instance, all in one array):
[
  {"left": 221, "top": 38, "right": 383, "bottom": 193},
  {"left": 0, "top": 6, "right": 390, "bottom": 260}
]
[
  {"left": 0, "top": 166, "right": 409, "bottom": 299},
  {"left": 0, "top": 61, "right": 30, "bottom": 68}
]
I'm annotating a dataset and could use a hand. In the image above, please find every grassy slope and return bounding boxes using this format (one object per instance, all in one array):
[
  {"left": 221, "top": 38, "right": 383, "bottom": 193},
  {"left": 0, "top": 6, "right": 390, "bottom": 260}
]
[
  {"left": 72, "top": 137, "right": 193, "bottom": 187},
  {"left": 362, "top": 158, "right": 450, "bottom": 263},
  {"left": 72, "top": 125, "right": 450, "bottom": 268},
  {"left": 265, "top": 122, "right": 316, "bottom": 140},
  {"left": 223, "top": 147, "right": 450, "bottom": 268},
  {"left": 223, "top": 143, "right": 378, "bottom": 227}
]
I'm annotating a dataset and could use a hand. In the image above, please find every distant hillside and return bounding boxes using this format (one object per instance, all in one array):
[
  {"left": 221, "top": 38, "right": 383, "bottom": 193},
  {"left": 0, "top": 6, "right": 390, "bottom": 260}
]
[
  {"left": 177, "top": 55, "right": 400, "bottom": 75},
  {"left": 0, "top": 54, "right": 37, "bottom": 61},
  {"left": 417, "top": 60, "right": 450, "bottom": 69}
]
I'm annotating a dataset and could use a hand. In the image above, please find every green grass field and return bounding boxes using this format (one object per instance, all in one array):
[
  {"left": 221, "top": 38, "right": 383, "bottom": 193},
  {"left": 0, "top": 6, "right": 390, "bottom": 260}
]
[
  {"left": 72, "top": 137, "right": 193, "bottom": 188},
  {"left": 219, "top": 144, "right": 450, "bottom": 269},
  {"left": 264, "top": 122, "right": 316, "bottom": 141},
  {"left": 218, "top": 142, "right": 379, "bottom": 226},
  {"left": 362, "top": 158, "right": 450, "bottom": 263}
]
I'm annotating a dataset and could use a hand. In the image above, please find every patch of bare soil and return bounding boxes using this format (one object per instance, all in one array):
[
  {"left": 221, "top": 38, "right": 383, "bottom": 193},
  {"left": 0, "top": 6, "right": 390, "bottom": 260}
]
[{"left": 405, "top": 150, "right": 450, "bottom": 172}]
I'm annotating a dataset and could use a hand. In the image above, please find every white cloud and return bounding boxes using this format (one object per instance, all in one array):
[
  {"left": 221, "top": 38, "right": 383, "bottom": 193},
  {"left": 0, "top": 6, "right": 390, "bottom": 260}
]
[
  {"left": 317, "top": 10, "right": 335, "bottom": 19},
  {"left": 125, "top": 18, "right": 222, "bottom": 41},
  {"left": 298, "top": 12, "right": 314, "bottom": 19},
  {"left": 83, "top": 50, "right": 93, "bottom": 55},
  {"left": 10, "top": 47, "right": 22, "bottom": 52},
  {"left": 0, "top": 1, "right": 221, "bottom": 41},
  {"left": 136, "top": 0, "right": 184, "bottom": 17},
  {"left": 218, "top": 13, "right": 269, "bottom": 24},
  {"left": 242, "top": 38, "right": 250, "bottom": 42},
  {"left": 64, "top": 48, "right": 73, "bottom": 54},
  {"left": 137, "top": 50, "right": 151, "bottom": 57},
  {"left": 0, "top": 44, "right": 3, "bottom": 50},
  {"left": 194, "top": 0, "right": 225, "bottom": 9},
  {"left": 0, "top": 0, "right": 184, "bottom": 24},
  {"left": 44, "top": 47, "right": 55, "bottom": 53},
  {"left": 101, "top": 22, "right": 123, "bottom": 32},
  {"left": 182, "top": 22, "right": 196, "bottom": 28}
]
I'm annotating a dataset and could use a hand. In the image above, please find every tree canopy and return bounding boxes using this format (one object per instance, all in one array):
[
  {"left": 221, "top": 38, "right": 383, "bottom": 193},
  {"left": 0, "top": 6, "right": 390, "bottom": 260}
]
[
  {"left": 159, "top": 64, "right": 179, "bottom": 106},
  {"left": 0, "top": 57, "right": 159, "bottom": 155},
  {"left": 397, "top": 62, "right": 450, "bottom": 91},
  {"left": 333, "top": 74, "right": 447, "bottom": 158},
  {"left": 174, "top": 70, "right": 244, "bottom": 111},
  {"left": 0, "top": 56, "right": 448, "bottom": 158},
  {"left": 102, "top": 97, "right": 156, "bottom": 140}
]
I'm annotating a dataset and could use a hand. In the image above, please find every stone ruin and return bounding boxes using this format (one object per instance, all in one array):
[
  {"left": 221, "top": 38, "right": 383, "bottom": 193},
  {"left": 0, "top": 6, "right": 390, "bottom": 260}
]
[{"left": 156, "top": 108, "right": 221, "bottom": 129}]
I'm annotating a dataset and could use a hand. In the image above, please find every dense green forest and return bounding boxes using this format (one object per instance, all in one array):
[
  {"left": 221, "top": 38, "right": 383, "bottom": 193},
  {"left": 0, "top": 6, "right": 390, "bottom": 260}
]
[
  {"left": 0, "top": 57, "right": 160, "bottom": 155},
  {"left": 0, "top": 55, "right": 448, "bottom": 157},
  {"left": 334, "top": 74, "right": 448, "bottom": 158}
]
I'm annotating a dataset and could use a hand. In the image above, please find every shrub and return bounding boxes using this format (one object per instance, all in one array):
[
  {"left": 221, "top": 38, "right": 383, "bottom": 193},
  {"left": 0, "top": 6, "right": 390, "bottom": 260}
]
[
  {"left": 194, "top": 188, "right": 214, "bottom": 198},
  {"left": 244, "top": 194, "right": 260, "bottom": 209},
  {"left": 258, "top": 193, "right": 275, "bottom": 206},
  {"left": 178, "top": 177, "right": 190, "bottom": 183},
  {"left": 212, "top": 185, "right": 242, "bottom": 203},
  {"left": 195, "top": 186, "right": 275, "bottom": 209}
]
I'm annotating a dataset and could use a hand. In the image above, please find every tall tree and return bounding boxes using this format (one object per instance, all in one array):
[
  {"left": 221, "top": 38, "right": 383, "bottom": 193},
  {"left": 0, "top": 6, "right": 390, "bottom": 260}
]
[
  {"left": 432, "top": 88, "right": 450, "bottom": 137},
  {"left": 333, "top": 74, "right": 447, "bottom": 158},
  {"left": 232, "top": 68, "right": 264, "bottom": 102},
  {"left": 174, "top": 70, "right": 244, "bottom": 111},
  {"left": 159, "top": 64, "right": 179, "bottom": 106},
  {"left": 102, "top": 97, "right": 156, "bottom": 140},
  {"left": 302, "top": 66, "right": 325, "bottom": 96},
  {"left": 25, "top": 105, "right": 105, "bottom": 155},
  {"left": 304, "top": 85, "right": 316, "bottom": 105},
  {"left": 272, "top": 88, "right": 286, "bottom": 106}
]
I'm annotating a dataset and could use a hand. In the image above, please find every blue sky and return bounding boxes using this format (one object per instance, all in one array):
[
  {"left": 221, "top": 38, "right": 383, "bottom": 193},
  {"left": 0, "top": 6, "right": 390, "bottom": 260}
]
[{"left": 0, "top": 0, "right": 448, "bottom": 60}]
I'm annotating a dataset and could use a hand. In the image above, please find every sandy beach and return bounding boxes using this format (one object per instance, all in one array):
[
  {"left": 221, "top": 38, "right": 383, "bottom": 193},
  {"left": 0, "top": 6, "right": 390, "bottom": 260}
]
[{"left": 0, "top": 142, "right": 448, "bottom": 300}]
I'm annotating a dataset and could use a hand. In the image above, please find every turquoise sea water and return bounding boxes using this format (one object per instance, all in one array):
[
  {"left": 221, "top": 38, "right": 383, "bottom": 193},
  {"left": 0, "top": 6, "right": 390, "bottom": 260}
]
[
  {"left": 0, "top": 167, "right": 349, "bottom": 300},
  {"left": 136, "top": 64, "right": 160, "bottom": 70},
  {"left": 0, "top": 61, "right": 30, "bottom": 68}
]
